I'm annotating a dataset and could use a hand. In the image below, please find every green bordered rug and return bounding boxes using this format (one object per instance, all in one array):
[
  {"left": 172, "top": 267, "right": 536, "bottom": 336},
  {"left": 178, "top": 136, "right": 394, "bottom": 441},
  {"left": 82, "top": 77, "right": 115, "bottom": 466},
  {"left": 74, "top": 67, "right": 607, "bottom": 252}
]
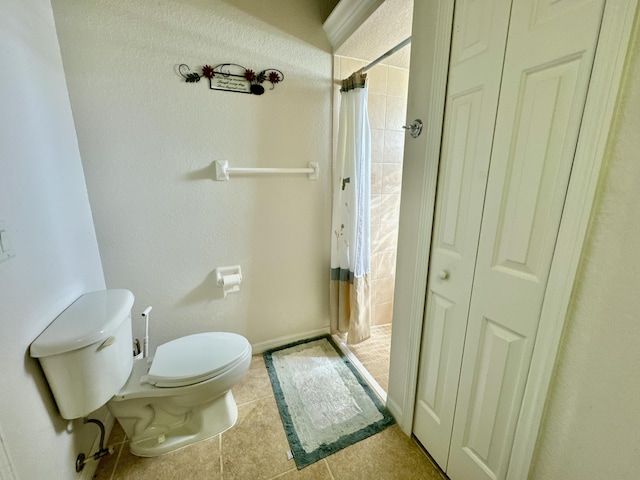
[{"left": 264, "top": 335, "right": 395, "bottom": 469}]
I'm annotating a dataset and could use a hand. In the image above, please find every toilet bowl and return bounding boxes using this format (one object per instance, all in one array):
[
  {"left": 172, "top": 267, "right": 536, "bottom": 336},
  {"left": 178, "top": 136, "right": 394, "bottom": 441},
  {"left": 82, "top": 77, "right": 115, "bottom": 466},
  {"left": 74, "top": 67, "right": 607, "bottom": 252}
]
[
  {"left": 30, "top": 289, "right": 251, "bottom": 457},
  {"left": 108, "top": 332, "right": 251, "bottom": 456}
]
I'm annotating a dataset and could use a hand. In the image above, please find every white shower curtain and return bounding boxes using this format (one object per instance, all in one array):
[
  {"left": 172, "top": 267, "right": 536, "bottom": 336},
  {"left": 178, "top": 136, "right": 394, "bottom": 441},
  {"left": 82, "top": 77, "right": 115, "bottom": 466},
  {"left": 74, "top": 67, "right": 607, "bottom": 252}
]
[{"left": 330, "top": 71, "right": 371, "bottom": 345}]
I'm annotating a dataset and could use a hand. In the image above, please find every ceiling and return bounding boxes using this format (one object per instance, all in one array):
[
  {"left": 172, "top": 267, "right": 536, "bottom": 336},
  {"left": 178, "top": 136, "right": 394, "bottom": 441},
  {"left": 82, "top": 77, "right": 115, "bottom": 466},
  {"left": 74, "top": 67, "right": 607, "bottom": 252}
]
[{"left": 334, "top": 0, "right": 413, "bottom": 69}]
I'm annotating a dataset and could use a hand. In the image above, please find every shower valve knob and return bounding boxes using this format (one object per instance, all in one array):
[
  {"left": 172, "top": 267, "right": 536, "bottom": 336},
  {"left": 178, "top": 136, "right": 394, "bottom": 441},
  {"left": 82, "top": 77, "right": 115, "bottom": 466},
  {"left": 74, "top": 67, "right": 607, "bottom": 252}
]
[{"left": 402, "top": 119, "right": 423, "bottom": 138}]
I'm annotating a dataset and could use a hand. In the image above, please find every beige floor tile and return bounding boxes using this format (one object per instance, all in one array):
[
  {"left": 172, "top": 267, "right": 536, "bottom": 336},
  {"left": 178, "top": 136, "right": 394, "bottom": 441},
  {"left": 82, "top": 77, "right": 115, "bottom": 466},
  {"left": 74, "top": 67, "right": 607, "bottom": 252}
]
[
  {"left": 108, "top": 420, "right": 127, "bottom": 445},
  {"left": 346, "top": 324, "right": 392, "bottom": 392},
  {"left": 98, "top": 340, "right": 447, "bottom": 480},
  {"left": 221, "top": 396, "right": 292, "bottom": 480},
  {"left": 270, "top": 459, "right": 334, "bottom": 480},
  {"left": 111, "top": 436, "right": 221, "bottom": 480},
  {"left": 233, "top": 355, "right": 274, "bottom": 406},
  {"left": 326, "top": 425, "right": 443, "bottom": 480},
  {"left": 92, "top": 441, "right": 122, "bottom": 480}
]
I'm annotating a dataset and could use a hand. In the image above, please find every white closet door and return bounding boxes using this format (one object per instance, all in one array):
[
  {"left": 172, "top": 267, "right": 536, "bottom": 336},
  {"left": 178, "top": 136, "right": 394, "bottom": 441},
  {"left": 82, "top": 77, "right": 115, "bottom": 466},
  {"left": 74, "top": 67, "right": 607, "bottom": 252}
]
[
  {"left": 412, "top": 0, "right": 512, "bottom": 468},
  {"left": 446, "top": 1, "right": 606, "bottom": 479}
]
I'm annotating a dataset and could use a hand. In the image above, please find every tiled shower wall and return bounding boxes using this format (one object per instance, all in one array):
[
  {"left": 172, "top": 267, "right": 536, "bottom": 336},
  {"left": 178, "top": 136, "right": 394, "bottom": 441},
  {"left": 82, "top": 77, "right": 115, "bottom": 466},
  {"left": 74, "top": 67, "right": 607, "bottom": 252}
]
[{"left": 333, "top": 56, "right": 409, "bottom": 326}]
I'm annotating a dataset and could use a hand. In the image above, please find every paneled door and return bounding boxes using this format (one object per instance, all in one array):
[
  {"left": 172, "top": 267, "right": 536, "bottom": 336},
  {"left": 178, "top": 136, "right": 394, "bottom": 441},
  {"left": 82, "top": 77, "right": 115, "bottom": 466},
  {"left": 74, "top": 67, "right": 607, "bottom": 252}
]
[
  {"left": 413, "top": 1, "right": 606, "bottom": 479},
  {"left": 411, "top": 0, "right": 512, "bottom": 468}
]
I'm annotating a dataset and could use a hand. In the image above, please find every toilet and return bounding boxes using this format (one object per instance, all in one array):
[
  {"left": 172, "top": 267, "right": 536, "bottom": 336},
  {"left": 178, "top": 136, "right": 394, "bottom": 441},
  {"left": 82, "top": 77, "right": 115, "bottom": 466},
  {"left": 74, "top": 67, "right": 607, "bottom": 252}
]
[{"left": 30, "top": 289, "right": 251, "bottom": 456}]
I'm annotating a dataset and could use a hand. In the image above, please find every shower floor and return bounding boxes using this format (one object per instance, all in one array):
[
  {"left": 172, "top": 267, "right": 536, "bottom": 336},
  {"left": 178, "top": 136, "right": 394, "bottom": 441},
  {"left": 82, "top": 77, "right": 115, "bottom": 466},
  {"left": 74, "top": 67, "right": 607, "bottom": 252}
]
[{"left": 337, "top": 324, "right": 392, "bottom": 394}]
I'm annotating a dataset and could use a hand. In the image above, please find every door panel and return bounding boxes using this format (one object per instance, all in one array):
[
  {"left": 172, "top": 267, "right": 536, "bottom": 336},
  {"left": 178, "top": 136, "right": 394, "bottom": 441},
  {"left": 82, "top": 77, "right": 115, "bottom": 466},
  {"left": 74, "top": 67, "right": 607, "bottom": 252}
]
[
  {"left": 412, "top": 0, "right": 512, "bottom": 468},
  {"left": 492, "top": 56, "right": 582, "bottom": 280},
  {"left": 446, "top": 1, "right": 605, "bottom": 479},
  {"left": 461, "top": 318, "right": 526, "bottom": 471},
  {"left": 440, "top": 89, "right": 483, "bottom": 255},
  {"left": 454, "top": 0, "right": 502, "bottom": 62},
  {"left": 418, "top": 292, "right": 454, "bottom": 415}
]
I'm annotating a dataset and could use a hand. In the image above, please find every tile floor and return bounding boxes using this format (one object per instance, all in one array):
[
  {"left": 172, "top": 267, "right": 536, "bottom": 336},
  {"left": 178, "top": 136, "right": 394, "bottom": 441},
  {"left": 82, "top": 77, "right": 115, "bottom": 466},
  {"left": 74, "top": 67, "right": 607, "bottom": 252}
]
[
  {"left": 342, "top": 324, "right": 392, "bottom": 393},
  {"left": 93, "top": 354, "right": 445, "bottom": 480}
]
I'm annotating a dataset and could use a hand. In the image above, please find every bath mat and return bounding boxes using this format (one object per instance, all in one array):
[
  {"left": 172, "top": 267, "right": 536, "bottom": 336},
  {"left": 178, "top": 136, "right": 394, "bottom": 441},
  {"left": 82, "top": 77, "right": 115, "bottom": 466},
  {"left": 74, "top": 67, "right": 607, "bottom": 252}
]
[{"left": 264, "top": 335, "right": 395, "bottom": 469}]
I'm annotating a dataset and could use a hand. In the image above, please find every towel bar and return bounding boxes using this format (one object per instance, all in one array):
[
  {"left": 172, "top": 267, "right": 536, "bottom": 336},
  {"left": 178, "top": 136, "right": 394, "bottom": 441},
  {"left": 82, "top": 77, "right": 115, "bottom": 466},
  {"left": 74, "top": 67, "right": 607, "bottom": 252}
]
[{"left": 214, "top": 160, "right": 319, "bottom": 181}]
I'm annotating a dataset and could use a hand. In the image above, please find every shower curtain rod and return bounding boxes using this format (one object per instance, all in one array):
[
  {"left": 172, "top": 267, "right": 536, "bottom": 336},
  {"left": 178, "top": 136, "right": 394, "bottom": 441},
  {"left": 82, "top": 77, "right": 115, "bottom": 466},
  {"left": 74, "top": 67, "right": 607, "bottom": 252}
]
[{"left": 358, "top": 36, "right": 412, "bottom": 73}]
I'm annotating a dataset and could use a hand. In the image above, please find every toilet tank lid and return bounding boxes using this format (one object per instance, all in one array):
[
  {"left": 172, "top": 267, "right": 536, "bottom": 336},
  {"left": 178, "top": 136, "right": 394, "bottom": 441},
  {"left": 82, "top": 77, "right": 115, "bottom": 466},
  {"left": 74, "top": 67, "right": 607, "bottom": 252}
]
[{"left": 30, "top": 289, "right": 135, "bottom": 358}]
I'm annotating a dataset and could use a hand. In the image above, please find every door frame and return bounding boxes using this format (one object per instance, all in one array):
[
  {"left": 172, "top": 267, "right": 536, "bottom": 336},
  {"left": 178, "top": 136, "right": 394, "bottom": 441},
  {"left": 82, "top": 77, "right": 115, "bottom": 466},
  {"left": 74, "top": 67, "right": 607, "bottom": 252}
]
[
  {"left": 387, "top": 0, "right": 453, "bottom": 435},
  {"left": 388, "top": 0, "right": 638, "bottom": 478}
]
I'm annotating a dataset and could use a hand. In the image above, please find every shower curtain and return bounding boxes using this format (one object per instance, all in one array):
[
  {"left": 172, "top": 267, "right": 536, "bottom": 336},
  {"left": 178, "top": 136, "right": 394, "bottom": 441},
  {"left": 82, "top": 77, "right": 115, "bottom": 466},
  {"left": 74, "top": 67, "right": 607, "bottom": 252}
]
[{"left": 330, "top": 71, "right": 371, "bottom": 345}]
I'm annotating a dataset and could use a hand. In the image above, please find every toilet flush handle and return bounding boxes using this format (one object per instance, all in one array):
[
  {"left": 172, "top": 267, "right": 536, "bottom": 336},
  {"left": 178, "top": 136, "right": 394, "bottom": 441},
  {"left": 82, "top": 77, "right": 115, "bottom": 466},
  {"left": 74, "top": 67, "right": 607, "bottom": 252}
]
[{"left": 99, "top": 336, "right": 116, "bottom": 349}]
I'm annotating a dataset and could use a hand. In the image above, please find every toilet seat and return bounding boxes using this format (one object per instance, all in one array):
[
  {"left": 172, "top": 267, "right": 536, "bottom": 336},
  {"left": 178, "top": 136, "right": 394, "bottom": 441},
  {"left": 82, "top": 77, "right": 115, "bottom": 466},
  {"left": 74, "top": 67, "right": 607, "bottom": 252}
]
[{"left": 147, "top": 332, "right": 251, "bottom": 387}]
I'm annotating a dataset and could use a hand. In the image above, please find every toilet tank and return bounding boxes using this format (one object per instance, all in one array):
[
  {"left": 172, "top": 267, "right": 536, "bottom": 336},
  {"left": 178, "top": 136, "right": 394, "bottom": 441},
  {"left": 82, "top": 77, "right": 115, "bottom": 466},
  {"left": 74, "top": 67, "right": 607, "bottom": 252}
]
[{"left": 30, "top": 289, "right": 135, "bottom": 419}]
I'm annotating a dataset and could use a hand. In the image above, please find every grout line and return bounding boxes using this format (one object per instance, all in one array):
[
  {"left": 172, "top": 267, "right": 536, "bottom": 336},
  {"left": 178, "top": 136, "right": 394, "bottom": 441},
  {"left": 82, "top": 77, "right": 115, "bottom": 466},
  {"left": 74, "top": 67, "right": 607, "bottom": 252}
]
[
  {"left": 324, "top": 458, "right": 336, "bottom": 480},
  {"left": 108, "top": 441, "right": 124, "bottom": 480},
  {"left": 235, "top": 393, "right": 275, "bottom": 409},
  {"left": 219, "top": 434, "right": 224, "bottom": 478},
  {"left": 266, "top": 467, "right": 299, "bottom": 480},
  {"left": 235, "top": 395, "right": 272, "bottom": 407}
]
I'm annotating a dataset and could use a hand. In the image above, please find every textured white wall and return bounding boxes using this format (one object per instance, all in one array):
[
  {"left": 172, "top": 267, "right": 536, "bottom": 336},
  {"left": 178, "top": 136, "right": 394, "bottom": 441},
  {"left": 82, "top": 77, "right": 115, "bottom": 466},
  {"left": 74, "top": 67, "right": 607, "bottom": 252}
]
[
  {"left": 335, "top": 0, "right": 413, "bottom": 69},
  {"left": 0, "top": 0, "right": 105, "bottom": 478},
  {"left": 530, "top": 10, "right": 640, "bottom": 480},
  {"left": 50, "top": 0, "right": 333, "bottom": 350}
]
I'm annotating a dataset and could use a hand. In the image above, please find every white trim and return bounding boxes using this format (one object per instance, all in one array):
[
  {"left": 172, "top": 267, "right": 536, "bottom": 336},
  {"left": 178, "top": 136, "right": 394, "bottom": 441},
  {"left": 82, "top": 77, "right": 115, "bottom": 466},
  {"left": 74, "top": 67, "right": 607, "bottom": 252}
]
[
  {"left": 384, "top": 395, "right": 403, "bottom": 427},
  {"left": 387, "top": 0, "right": 454, "bottom": 435},
  {"left": 322, "top": 0, "right": 384, "bottom": 50},
  {"left": 507, "top": 1, "right": 638, "bottom": 477},
  {"left": 250, "top": 327, "right": 330, "bottom": 354}
]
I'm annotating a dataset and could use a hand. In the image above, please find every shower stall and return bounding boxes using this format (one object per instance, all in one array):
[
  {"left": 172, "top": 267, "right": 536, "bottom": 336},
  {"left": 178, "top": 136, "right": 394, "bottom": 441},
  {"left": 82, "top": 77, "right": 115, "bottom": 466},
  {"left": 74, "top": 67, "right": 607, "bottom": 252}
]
[{"left": 330, "top": 0, "right": 413, "bottom": 398}]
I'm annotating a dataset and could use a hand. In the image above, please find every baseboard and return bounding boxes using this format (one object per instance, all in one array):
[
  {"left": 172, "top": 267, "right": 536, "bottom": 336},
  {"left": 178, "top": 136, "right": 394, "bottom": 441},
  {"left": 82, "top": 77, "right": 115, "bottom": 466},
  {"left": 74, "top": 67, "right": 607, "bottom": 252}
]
[
  {"left": 385, "top": 396, "right": 406, "bottom": 434},
  {"left": 250, "top": 327, "right": 330, "bottom": 354}
]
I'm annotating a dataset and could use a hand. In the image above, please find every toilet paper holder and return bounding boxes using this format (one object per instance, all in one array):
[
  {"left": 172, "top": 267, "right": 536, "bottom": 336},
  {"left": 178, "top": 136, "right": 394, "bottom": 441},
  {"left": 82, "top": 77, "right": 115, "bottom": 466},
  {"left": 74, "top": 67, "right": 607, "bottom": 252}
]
[{"left": 215, "top": 265, "right": 243, "bottom": 297}]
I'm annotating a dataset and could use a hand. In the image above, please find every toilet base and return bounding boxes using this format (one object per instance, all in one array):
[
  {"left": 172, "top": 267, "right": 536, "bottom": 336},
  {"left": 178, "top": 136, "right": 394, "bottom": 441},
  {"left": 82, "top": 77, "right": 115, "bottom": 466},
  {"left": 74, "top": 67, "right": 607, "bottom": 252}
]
[{"left": 119, "top": 390, "right": 238, "bottom": 457}]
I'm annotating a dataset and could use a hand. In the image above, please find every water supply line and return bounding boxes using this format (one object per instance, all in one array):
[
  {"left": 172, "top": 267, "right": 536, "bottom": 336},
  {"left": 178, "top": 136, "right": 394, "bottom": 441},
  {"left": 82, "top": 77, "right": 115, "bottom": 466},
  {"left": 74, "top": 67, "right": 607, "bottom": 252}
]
[
  {"left": 141, "top": 306, "right": 152, "bottom": 358},
  {"left": 75, "top": 418, "right": 113, "bottom": 472}
]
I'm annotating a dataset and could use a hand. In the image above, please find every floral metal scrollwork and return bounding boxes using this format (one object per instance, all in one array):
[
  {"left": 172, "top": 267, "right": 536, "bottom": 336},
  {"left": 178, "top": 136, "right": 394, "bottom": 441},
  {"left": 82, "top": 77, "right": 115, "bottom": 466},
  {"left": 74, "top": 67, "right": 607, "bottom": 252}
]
[{"left": 178, "top": 63, "right": 284, "bottom": 95}]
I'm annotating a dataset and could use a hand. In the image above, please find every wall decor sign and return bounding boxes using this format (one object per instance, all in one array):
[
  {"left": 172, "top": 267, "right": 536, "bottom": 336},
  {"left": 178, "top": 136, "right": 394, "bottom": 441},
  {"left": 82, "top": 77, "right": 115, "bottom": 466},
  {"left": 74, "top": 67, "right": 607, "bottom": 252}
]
[{"left": 178, "top": 63, "right": 284, "bottom": 95}]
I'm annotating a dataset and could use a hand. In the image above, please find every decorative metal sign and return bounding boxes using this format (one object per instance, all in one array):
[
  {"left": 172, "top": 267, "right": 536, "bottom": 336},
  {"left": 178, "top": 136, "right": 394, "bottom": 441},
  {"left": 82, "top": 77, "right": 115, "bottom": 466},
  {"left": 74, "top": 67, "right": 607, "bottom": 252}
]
[
  {"left": 210, "top": 75, "right": 251, "bottom": 93},
  {"left": 179, "top": 63, "right": 284, "bottom": 95}
]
